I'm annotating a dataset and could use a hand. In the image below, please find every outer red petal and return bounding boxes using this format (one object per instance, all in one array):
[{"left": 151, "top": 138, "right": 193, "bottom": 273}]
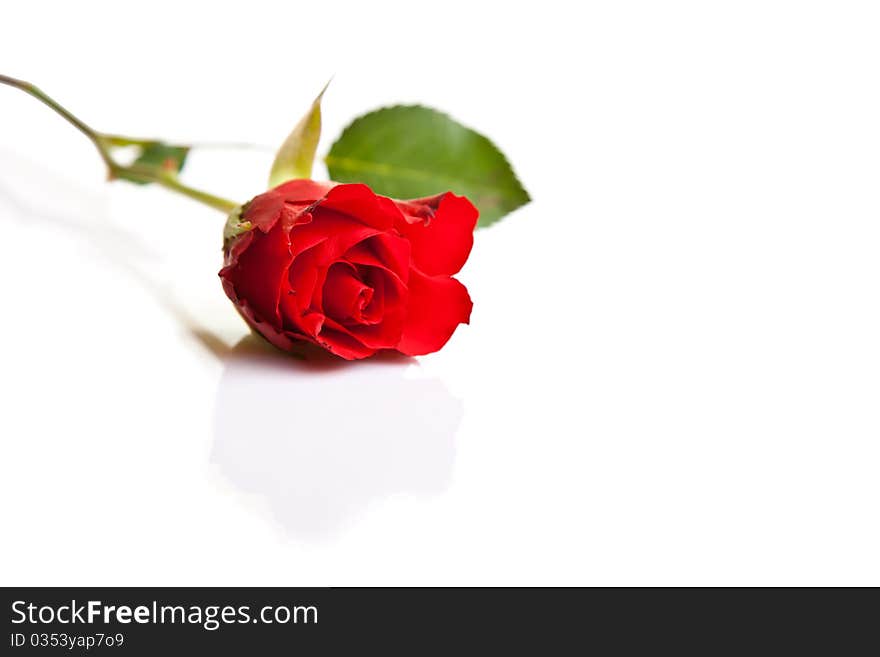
[
  {"left": 396, "top": 268, "right": 473, "bottom": 356},
  {"left": 278, "top": 239, "right": 329, "bottom": 338},
  {"left": 394, "top": 192, "right": 478, "bottom": 276},
  {"left": 288, "top": 211, "right": 381, "bottom": 264},
  {"left": 321, "top": 183, "right": 403, "bottom": 230},
  {"left": 272, "top": 179, "right": 337, "bottom": 203},
  {"left": 315, "top": 321, "right": 378, "bottom": 360},
  {"left": 219, "top": 220, "right": 292, "bottom": 328}
]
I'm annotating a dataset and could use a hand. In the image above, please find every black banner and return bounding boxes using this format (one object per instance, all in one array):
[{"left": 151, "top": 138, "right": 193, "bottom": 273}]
[{"left": 1, "top": 587, "right": 874, "bottom": 653}]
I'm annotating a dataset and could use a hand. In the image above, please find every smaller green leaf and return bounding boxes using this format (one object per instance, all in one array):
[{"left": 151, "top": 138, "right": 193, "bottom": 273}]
[
  {"left": 326, "top": 106, "right": 529, "bottom": 227},
  {"left": 223, "top": 204, "right": 252, "bottom": 248},
  {"left": 117, "top": 142, "right": 190, "bottom": 185},
  {"left": 134, "top": 142, "right": 189, "bottom": 172},
  {"left": 268, "top": 82, "right": 329, "bottom": 187}
]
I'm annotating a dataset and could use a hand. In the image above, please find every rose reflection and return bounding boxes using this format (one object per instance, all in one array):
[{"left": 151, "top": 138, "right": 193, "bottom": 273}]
[{"left": 209, "top": 336, "right": 460, "bottom": 538}]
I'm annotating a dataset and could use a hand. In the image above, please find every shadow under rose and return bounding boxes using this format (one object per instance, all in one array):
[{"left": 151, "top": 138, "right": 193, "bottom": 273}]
[{"left": 208, "top": 335, "right": 461, "bottom": 539}]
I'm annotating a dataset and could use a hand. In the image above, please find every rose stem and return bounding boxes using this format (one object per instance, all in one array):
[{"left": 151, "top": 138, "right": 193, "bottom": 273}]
[{"left": 0, "top": 73, "right": 239, "bottom": 214}]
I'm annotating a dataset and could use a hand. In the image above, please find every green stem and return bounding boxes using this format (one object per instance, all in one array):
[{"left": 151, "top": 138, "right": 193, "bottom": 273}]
[
  {"left": 121, "top": 164, "right": 239, "bottom": 213},
  {"left": 0, "top": 73, "right": 116, "bottom": 171},
  {"left": 0, "top": 73, "right": 239, "bottom": 214}
]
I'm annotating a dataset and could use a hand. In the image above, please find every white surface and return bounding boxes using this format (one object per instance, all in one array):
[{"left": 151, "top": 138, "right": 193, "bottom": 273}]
[{"left": 1, "top": 1, "right": 879, "bottom": 586}]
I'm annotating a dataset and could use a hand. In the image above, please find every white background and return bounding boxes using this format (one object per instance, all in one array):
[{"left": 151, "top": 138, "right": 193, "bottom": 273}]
[{"left": 1, "top": 1, "right": 879, "bottom": 585}]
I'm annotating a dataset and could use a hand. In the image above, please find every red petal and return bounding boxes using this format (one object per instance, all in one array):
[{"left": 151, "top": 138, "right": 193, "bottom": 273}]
[
  {"left": 344, "top": 232, "right": 411, "bottom": 284},
  {"left": 320, "top": 183, "right": 402, "bottom": 230},
  {"left": 394, "top": 192, "right": 478, "bottom": 276},
  {"left": 315, "top": 323, "right": 377, "bottom": 360},
  {"left": 322, "top": 262, "right": 372, "bottom": 322},
  {"left": 397, "top": 269, "right": 472, "bottom": 356},
  {"left": 342, "top": 266, "right": 406, "bottom": 349},
  {"left": 288, "top": 210, "right": 381, "bottom": 263},
  {"left": 272, "top": 179, "right": 336, "bottom": 202},
  {"left": 356, "top": 266, "right": 385, "bottom": 325},
  {"left": 219, "top": 220, "right": 292, "bottom": 328},
  {"left": 232, "top": 299, "right": 315, "bottom": 353},
  {"left": 241, "top": 189, "right": 286, "bottom": 232},
  {"left": 279, "top": 240, "right": 328, "bottom": 337},
  {"left": 242, "top": 188, "right": 316, "bottom": 233}
]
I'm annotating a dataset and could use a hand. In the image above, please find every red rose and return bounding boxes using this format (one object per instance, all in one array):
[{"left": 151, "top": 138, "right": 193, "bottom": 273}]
[{"left": 219, "top": 179, "right": 477, "bottom": 360}]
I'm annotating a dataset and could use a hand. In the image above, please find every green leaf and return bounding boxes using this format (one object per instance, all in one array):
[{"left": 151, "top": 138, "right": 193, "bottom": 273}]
[
  {"left": 134, "top": 142, "right": 189, "bottom": 173},
  {"left": 326, "top": 105, "right": 529, "bottom": 227},
  {"left": 268, "top": 82, "right": 329, "bottom": 187},
  {"left": 223, "top": 204, "right": 252, "bottom": 248},
  {"left": 116, "top": 142, "right": 190, "bottom": 185}
]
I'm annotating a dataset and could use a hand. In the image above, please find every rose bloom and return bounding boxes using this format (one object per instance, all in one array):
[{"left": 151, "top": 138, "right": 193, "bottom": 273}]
[{"left": 220, "top": 180, "right": 477, "bottom": 360}]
